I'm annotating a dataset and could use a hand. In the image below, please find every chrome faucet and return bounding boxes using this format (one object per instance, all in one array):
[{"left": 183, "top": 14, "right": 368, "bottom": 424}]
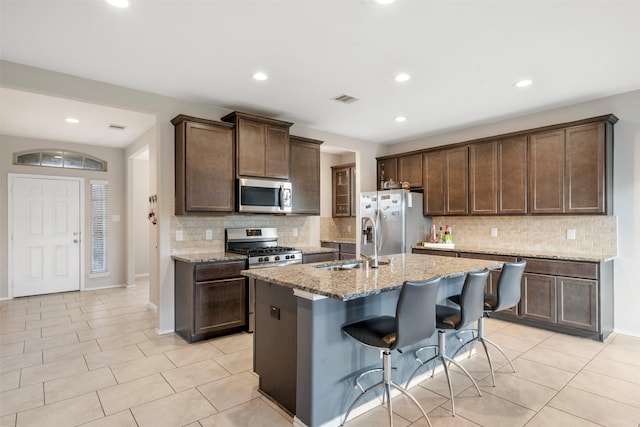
[{"left": 361, "top": 215, "right": 379, "bottom": 268}]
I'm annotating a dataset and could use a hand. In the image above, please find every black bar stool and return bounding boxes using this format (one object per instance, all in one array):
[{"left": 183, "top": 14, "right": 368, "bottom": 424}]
[
  {"left": 448, "top": 261, "right": 527, "bottom": 386},
  {"left": 406, "top": 269, "right": 489, "bottom": 416},
  {"left": 340, "top": 276, "right": 441, "bottom": 427}
]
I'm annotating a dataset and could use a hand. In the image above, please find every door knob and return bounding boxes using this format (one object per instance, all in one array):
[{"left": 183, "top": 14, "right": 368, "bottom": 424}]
[{"left": 73, "top": 239, "right": 79, "bottom": 243}]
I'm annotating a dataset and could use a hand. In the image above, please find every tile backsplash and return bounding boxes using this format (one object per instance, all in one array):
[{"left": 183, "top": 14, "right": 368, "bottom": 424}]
[
  {"left": 320, "top": 217, "right": 357, "bottom": 242},
  {"left": 171, "top": 214, "right": 617, "bottom": 259},
  {"left": 429, "top": 215, "right": 617, "bottom": 259},
  {"left": 171, "top": 215, "right": 316, "bottom": 254}
]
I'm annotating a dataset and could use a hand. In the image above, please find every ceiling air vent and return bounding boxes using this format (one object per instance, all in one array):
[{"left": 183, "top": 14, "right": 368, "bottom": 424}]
[
  {"left": 332, "top": 94, "right": 359, "bottom": 104},
  {"left": 108, "top": 124, "right": 126, "bottom": 130}
]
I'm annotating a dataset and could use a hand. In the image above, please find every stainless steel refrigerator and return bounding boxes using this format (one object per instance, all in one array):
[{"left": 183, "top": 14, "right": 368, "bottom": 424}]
[{"left": 360, "top": 189, "right": 431, "bottom": 256}]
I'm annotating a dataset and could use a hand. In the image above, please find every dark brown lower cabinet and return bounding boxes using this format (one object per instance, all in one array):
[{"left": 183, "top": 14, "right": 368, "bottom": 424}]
[
  {"left": 194, "top": 278, "right": 247, "bottom": 336},
  {"left": 557, "top": 276, "right": 598, "bottom": 331},
  {"left": 412, "top": 248, "right": 612, "bottom": 341},
  {"left": 521, "top": 273, "right": 557, "bottom": 323},
  {"left": 175, "top": 259, "right": 248, "bottom": 343},
  {"left": 253, "top": 279, "right": 297, "bottom": 415},
  {"left": 519, "top": 257, "right": 609, "bottom": 340}
]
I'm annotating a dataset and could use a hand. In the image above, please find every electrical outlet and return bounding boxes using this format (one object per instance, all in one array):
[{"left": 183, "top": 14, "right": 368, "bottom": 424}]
[
  {"left": 270, "top": 306, "right": 280, "bottom": 320},
  {"left": 205, "top": 229, "right": 212, "bottom": 240},
  {"left": 176, "top": 230, "right": 183, "bottom": 241},
  {"left": 567, "top": 229, "right": 576, "bottom": 240},
  {"left": 491, "top": 227, "right": 498, "bottom": 237},
  {"left": 293, "top": 228, "right": 298, "bottom": 237}
]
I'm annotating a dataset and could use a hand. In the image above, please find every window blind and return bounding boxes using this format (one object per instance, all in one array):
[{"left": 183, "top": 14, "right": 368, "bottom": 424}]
[{"left": 90, "top": 180, "right": 108, "bottom": 274}]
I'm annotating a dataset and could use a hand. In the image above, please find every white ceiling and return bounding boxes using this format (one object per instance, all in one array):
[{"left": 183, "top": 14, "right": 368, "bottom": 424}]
[{"left": 1, "top": 0, "right": 639, "bottom": 149}]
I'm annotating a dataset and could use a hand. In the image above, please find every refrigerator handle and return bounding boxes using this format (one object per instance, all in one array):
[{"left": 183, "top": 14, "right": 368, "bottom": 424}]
[{"left": 375, "top": 208, "right": 383, "bottom": 253}]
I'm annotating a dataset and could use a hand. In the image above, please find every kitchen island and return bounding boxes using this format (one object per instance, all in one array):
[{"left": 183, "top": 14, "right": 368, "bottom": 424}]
[{"left": 242, "top": 253, "right": 501, "bottom": 427}]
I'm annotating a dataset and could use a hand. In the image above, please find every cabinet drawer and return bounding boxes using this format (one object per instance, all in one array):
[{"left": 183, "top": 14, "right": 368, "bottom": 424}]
[
  {"left": 341, "top": 243, "right": 356, "bottom": 254},
  {"left": 195, "top": 261, "right": 246, "bottom": 282},
  {"left": 195, "top": 277, "right": 247, "bottom": 334},
  {"left": 523, "top": 258, "right": 597, "bottom": 280}
]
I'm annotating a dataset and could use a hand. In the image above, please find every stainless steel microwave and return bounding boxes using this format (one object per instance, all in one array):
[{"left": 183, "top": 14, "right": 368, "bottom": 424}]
[{"left": 237, "top": 178, "right": 292, "bottom": 214}]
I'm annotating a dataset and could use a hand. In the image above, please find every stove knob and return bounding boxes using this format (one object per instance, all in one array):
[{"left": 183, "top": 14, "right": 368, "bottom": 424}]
[
  {"left": 275, "top": 256, "right": 280, "bottom": 261},
  {"left": 258, "top": 257, "right": 263, "bottom": 262},
  {"left": 263, "top": 256, "right": 270, "bottom": 262},
  {"left": 285, "top": 255, "right": 290, "bottom": 260}
]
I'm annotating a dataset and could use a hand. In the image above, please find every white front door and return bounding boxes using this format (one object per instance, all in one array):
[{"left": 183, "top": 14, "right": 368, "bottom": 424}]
[{"left": 10, "top": 175, "right": 81, "bottom": 297}]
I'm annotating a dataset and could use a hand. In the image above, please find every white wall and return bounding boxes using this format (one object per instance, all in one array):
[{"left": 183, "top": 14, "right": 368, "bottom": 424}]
[
  {"left": 383, "top": 90, "right": 640, "bottom": 336},
  {"left": 133, "top": 158, "right": 150, "bottom": 276}
]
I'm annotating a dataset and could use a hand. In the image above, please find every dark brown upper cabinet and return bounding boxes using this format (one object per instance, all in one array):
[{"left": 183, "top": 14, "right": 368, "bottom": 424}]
[
  {"left": 377, "top": 157, "right": 398, "bottom": 190},
  {"left": 445, "top": 146, "right": 469, "bottom": 215},
  {"left": 423, "top": 147, "right": 468, "bottom": 215},
  {"left": 289, "top": 135, "right": 323, "bottom": 215},
  {"left": 396, "top": 114, "right": 615, "bottom": 217},
  {"left": 172, "top": 115, "right": 235, "bottom": 215},
  {"left": 423, "top": 151, "right": 445, "bottom": 215},
  {"left": 221, "top": 111, "right": 293, "bottom": 180},
  {"left": 469, "top": 141, "right": 498, "bottom": 214},
  {"left": 498, "top": 136, "right": 528, "bottom": 214},
  {"left": 469, "top": 136, "right": 528, "bottom": 215},
  {"left": 332, "top": 163, "right": 355, "bottom": 217},
  {"left": 529, "top": 129, "right": 565, "bottom": 214},
  {"left": 565, "top": 122, "right": 608, "bottom": 213},
  {"left": 530, "top": 119, "right": 613, "bottom": 214},
  {"left": 397, "top": 153, "right": 423, "bottom": 188}
]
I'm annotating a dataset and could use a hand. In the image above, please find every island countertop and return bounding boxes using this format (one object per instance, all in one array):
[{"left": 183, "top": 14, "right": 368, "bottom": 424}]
[{"left": 242, "top": 253, "right": 501, "bottom": 301}]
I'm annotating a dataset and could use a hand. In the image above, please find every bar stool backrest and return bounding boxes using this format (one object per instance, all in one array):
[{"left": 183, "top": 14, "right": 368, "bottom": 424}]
[
  {"left": 493, "top": 261, "right": 527, "bottom": 312},
  {"left": 393, "top": 277, "right": 441, "bottom": 350},
  {"left": 458, "top": 270, "right": 490, "bottom": 329}
]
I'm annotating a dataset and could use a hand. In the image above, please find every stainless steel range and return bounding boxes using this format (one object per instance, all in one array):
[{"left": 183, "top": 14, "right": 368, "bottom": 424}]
[
  {"left": 225, "top": 227, "right": 302, "bottom": 269},
  {"left": 226, "top": 227, "right": 302, "bottom": 333}
]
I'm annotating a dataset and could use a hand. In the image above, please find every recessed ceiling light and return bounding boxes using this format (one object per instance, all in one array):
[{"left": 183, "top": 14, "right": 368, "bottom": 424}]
[
  {"left": 65, "top": 117, "right": 79, "bottom": 124},
  {"left": 106, "top": 0, "right": 129, "bottom": 8},
  {"left": 253, "top": 71, "right": 268, "bottom": 81},
  {"left": 375, "top": 0, "right": 395, "bottom": 4},
  {"left": 394, "top": 116, "right": 407, "bottom": 123},
  {"left": 394, "top": 73, "right": 411, "bottom": 82},
  {"left": 514, "top": 79, "right": 533, "bottom": 88}
]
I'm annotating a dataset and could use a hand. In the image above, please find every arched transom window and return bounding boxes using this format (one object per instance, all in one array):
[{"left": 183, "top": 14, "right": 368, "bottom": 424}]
[{"left": 14, "top": 150, "right": 108, "bottom": 171}]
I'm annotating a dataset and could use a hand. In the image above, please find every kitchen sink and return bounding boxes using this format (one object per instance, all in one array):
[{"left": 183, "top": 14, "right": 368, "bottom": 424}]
[{"left": 313, "top": 262, "right": 362, "bottom": 271}]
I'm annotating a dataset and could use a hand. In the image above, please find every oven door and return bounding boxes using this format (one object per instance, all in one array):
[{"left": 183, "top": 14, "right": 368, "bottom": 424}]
[{"left": 238, "top": 178, "right": 292, "bottom": 213}]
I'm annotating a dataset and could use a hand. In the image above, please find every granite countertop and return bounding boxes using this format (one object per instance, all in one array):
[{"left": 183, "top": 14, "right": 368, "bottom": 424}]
[
  {"left": 172, "top": 246, "right": 339, "bottom": 264},
  {"left": 171, "top": 252, "right": 247, "bottom": 264},
  {"left": 412, "top": 244, "right": 615, "bottom": 262},
  {"left": 241, "top": 253, "right": 500, "bottom": 301}
]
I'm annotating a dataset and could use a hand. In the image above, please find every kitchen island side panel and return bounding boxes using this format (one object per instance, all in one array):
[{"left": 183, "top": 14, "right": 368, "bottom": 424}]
[{"left": 294, "top": 274, "right": 467, "bottom": 427}]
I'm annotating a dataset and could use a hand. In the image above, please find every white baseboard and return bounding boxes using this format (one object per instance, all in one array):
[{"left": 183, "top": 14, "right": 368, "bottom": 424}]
[
  {"left": 613, "top": 328, "right": 640, "bottom": 338},
  {"left": 155, "top": 328, "right": 175, "bottom": 336}
]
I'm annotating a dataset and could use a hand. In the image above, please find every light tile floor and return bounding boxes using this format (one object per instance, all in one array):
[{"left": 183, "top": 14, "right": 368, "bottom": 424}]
[{"left": 1, "top": 281, "right": 639, "bottom": 427}]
